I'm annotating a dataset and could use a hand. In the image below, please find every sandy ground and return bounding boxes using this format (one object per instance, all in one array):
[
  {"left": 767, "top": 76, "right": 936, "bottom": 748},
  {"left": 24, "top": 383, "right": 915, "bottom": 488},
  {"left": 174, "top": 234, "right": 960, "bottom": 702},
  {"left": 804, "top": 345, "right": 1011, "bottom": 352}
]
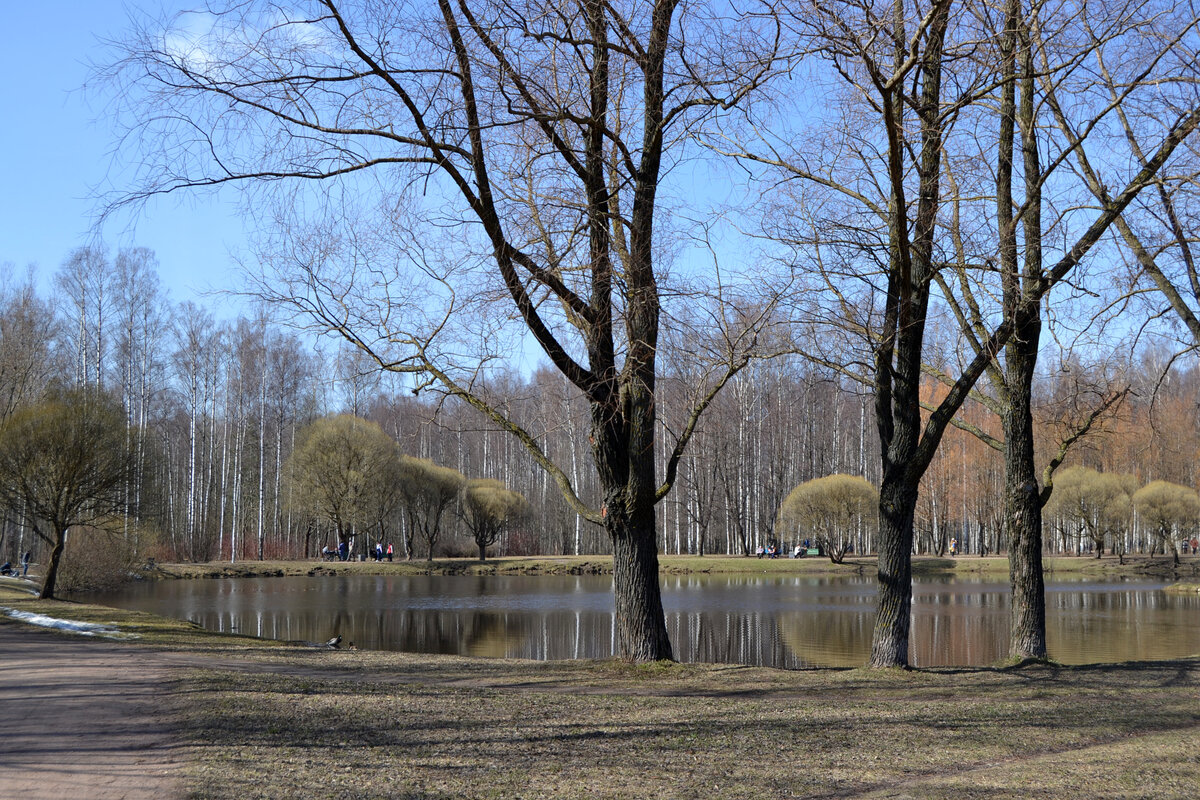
[{"left": 0, "top": 622, "right": 184, "bottom": 800}]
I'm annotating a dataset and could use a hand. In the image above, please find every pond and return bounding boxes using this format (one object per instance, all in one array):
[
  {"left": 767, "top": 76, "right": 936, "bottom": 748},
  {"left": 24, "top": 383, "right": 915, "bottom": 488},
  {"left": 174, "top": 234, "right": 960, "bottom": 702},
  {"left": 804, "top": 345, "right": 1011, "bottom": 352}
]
[{"left": 84, "top": 573, "right": 1200, "bottom": 668}]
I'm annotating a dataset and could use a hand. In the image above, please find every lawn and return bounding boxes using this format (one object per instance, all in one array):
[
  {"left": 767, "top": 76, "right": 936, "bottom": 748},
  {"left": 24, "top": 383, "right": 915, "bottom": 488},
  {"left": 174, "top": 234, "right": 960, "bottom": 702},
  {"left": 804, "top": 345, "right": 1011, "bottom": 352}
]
[
  {"left": 176, "top": 645, "right": 1200, "bottom": 799},
  {"left": 3, "top": 578, "right": 1198, "bottom": 799}
]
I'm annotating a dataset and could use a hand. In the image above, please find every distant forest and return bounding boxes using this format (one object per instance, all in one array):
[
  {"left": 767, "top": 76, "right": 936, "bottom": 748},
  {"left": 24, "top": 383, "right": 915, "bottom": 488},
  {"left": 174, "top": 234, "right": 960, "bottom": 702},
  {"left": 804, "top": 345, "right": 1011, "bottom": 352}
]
[{"left": 3, "top": 248, "right": 1198, "bottom": 565}]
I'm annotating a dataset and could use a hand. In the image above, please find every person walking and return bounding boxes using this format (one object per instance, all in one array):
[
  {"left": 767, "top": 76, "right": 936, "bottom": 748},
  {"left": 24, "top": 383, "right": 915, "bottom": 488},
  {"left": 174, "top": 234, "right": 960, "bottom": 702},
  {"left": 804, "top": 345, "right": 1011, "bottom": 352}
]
[{"left": 20, "top": 551, "right": 31, "bottom": 577}]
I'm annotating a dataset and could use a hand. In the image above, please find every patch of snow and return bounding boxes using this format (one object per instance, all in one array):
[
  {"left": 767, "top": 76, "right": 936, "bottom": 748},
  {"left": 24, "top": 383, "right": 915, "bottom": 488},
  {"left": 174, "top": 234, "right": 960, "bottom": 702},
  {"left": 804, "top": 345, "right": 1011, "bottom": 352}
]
[{"left": 1, "top": 608, "right": 139, "bottom": 639}]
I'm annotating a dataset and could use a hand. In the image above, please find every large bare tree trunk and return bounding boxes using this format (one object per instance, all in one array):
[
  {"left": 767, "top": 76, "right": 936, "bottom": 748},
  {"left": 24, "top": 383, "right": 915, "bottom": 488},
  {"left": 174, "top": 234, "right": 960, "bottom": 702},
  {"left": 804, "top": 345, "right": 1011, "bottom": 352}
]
[
  {"left": 590, "top": 359, "right": 673, "bottom": 660},
  {"left": 870, "top": 470, "right": 917, "bottom": 667},
  {"left": 1004, "top": 313, "right": 1047, "bottom": 661},
  {"left": 609, "top": 508, "right": 672, "bottom": 661}
]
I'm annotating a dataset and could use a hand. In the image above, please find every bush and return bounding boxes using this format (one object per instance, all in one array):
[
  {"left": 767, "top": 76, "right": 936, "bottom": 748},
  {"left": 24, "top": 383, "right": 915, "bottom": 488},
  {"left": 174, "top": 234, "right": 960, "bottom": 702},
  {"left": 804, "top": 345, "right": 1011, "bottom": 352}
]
[
  {"left": 56, "top": 522, "right": 155, "bottom": 593},
  {"left": 437, "top": 537, "right": 477, "bottom": 559}
]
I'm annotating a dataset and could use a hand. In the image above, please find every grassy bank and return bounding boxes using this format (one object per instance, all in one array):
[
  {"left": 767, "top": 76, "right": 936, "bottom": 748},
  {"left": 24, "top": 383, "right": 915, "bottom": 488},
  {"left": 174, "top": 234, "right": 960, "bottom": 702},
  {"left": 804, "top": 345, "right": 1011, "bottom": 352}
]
[
  {"left": 2, "top": 580, "right": 1198, "bottom": 799},
  {"left": 142, "top": 551, "right": 1199, "bottom": 582}
]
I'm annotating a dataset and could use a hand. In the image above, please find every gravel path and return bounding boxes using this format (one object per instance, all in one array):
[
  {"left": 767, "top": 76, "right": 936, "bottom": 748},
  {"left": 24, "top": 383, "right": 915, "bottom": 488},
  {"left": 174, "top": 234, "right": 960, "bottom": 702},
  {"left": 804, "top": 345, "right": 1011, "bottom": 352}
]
[{"left": 0, "top": 622, "right": 184, "bottom": 800}]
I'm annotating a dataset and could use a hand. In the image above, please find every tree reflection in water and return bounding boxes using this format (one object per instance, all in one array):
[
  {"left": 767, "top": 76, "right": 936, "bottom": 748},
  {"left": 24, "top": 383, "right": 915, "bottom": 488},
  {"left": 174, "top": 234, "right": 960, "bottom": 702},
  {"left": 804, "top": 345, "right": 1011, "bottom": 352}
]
[{"left": 85, "top": 574, "right": 1200, "bottom": 668}]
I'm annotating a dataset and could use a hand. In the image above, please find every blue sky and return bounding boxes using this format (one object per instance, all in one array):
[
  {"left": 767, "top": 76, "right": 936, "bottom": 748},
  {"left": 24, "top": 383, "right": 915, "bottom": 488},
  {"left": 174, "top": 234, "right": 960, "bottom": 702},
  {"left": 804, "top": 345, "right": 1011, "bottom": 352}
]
[{"left": 0, "top": 1, "right": 247, "bottom": 310}]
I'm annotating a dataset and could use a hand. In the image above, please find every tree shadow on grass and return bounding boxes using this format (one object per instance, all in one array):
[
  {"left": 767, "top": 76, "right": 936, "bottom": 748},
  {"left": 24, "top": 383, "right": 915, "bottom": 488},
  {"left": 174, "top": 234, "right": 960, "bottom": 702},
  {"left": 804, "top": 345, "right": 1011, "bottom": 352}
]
[{"left": 174, "top": 655, "right": 1200, "bottom": 800}]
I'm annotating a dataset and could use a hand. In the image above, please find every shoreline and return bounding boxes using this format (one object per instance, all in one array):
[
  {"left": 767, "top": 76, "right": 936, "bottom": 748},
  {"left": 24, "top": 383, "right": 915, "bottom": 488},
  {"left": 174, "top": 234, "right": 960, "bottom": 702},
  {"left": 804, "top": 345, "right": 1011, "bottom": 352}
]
[{"left": 137, "top": 551, "right": 1200, "bottom": 582}]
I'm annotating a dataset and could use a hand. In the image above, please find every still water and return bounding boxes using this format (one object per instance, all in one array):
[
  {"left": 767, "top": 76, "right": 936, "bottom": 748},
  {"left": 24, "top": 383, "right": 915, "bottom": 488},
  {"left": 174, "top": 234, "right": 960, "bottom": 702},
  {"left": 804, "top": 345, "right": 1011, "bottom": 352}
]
[{"left": 86, "top": 573, "right": 1200, "bottom": 668}]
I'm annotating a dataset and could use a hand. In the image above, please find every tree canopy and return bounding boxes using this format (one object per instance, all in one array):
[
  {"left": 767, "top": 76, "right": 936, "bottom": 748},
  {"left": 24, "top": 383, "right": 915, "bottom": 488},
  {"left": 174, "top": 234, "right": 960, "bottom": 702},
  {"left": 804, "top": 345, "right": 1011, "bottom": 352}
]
[
  {"left": 462, "top": 478, "right": 530, "bottom": 561},
  {"left": 1132, "top": 480, "right": 1200, "bottom": 566},
  {"left": 1044, "top": 466, "right": 1137, "bottom": 558},
  {"left": 777, "top": 474, "right": 877, "bottom": 563},
  {"left": 399, "top": 456, "right": 466, "bottom": 562},
  {"left": 285, "top": 414, "right": 402, "bottom": 553}
]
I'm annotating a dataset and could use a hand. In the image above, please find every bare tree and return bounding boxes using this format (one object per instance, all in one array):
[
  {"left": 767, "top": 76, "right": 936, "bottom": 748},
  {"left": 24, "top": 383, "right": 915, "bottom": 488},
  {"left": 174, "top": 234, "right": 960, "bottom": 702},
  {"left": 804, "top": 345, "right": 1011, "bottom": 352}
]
[
  {"left": 0, "top": 270, "right": 63, "bottom": 422},
  {"left": 112, "top": 247, "right": 167, "bottom": 548},
  {"left": 55, "top": 246, "right": 112, "bottom": 389},
  {"left": 731, "top": 0, "right": 1200, "bottom": 667},
  {"left": 106, "top": 0, "right": 785, "bottom": 659},
  {"left": 171, "top": 302, "right": 226, "bottom": 560}
]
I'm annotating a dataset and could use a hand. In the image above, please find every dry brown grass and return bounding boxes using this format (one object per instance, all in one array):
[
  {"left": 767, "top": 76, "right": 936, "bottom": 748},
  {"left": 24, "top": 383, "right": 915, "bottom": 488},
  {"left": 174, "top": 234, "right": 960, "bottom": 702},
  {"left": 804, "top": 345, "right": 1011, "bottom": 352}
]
[
  {"left": 176, "top": 648, "right": 1200, "bottom": 799},
  {"left": 4, "top": 579, "right": 1200, "bottom": 799}
]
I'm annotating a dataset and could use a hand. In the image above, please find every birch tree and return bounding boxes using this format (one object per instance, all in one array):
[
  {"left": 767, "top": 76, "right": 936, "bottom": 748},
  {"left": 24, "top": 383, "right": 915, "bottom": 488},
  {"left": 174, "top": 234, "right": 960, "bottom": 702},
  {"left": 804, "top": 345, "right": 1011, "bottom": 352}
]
[
  {"left": 0, "top": 272, "right": 62, "bottom": 422},
  {"left": 112, "top": 247, "right": 167, "bottom": 548},
  {"left": 171, "top": 302, "right": 227, "bottom": 559},
  {"left": 55, "top": 246, "right": 113, "bottom": 389}
]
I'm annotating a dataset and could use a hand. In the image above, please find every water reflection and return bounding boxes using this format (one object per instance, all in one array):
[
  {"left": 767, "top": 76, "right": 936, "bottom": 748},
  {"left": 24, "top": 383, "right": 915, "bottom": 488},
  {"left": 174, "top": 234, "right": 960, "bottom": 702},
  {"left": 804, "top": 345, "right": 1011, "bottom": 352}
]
[{"left": 85, "top": 573, "right": 1200, "bottom": 668}]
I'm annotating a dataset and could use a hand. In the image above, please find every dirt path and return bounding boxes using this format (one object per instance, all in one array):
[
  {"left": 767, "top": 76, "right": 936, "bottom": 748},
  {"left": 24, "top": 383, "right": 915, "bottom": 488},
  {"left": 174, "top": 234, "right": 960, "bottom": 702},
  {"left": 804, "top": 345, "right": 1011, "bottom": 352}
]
[{"left": 0, "top": 622, "right": 184, "bottom": 800}]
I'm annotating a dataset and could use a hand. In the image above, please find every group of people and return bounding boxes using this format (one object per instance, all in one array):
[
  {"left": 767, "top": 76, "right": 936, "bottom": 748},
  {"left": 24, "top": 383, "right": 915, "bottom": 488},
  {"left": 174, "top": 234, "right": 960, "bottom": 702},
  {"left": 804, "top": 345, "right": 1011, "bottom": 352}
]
[
  {"left": 757, "top": 540, "right": 831, "bottom": 559},
  {"left": 757, "top": 541, "right": 829, "bottom": 559},
  {"left": 319, "top": 541, "right": 394, "bottom": 561},
  {"left": 0, "top": 551, "right": 31, "bottom": 578},
  {"left": 755, "top": 544, "right": 781, "bottom": 559},
  {"left": 320, "top": 541, "right": 349, "bottom": 561}
]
